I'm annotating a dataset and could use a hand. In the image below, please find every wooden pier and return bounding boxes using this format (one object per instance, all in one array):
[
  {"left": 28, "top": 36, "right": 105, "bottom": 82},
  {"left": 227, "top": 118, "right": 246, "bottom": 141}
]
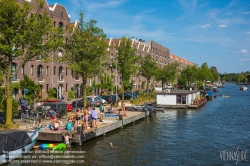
[{"left": 16, "top": 111, "right": 146, "bottom": 144}]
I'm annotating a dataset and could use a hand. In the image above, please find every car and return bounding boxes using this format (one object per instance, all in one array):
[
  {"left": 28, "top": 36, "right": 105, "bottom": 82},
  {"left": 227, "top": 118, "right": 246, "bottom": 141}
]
[
  {"left": 118, "top": 92, "right": 135, "bottom": 100},
  {"left": 88, "top": 96, "right": 107, "bottom": 106},
  {"left": 38, "top": 102, "right": 67, "bottom": 119},
  {"left": 44, "top": 100, "right": 72, "bottom": 112},
  {"left": 126, "top": 92, "right": 138, "bottom": 99},
  {"left": 100, "top": 95, "right": 119, "bottom": 104},
  {"left": 72, "top": 97, "right": 102, "bottom": 108}
]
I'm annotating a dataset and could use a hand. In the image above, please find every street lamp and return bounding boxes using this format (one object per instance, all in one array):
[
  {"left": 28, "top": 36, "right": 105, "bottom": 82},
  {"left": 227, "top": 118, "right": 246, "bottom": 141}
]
[{"left": 110, "top": 55, "right": 114, "bottom": 95}]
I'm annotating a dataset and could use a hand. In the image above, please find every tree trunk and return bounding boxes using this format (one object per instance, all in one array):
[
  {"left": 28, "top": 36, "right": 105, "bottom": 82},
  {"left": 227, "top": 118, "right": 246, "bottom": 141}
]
[
  {"left": 5, "top": 63, "right": 13, "bottom": 125},
  {"left": 146, "top": 78, "right": 150, "bottom": 95},
  {"left": 82, "top": 79, "right": 87, "bottom": 108}
]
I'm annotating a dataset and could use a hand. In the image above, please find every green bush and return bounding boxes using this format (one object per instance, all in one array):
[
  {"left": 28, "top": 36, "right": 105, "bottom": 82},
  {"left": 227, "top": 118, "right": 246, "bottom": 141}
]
[{"left": 68, "top": 90, "right": 75, "bottom": 99}]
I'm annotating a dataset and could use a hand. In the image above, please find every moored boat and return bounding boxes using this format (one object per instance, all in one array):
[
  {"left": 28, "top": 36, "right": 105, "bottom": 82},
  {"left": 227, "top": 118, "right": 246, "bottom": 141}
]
[
  {"left": 0, "top": 129, "right": 38, "bottom": 165},
  {"left": 240, "top": 86, "right": 248, "bottom": 90}
]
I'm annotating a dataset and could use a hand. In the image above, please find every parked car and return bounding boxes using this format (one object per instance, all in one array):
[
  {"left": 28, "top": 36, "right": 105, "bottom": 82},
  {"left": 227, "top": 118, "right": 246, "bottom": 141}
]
[
  {"left": 38, "top": 102, "right": 67, "bottom": 119},
  {"left": 88, "top": 96, "right": 107, "bottom": 106},
  {"left": 44, "top": 100, "right": 72, "bottom": 112},
  {"left": 72, "top": 97, "right": 102, "bottom": 108},
  {"left": 119, "top": 92, "right": 136, "bottom": 100},
  {"left": 126, "top": 92, "right": 138, "bottom": 99},
  {"left": 100, "top": 95, "right": 119, "bottom": 104}
]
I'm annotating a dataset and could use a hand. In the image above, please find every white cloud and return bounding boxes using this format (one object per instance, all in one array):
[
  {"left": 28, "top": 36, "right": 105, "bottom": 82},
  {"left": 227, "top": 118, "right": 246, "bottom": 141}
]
[
  {"left": 246, "top": 32, "right": 250, "bottom": 34},
  {"left": 200, "top": 24, "right": 212, "bottom": 28},
  {"left": 240, "top": 49, "right": 248, "bottom": 53},
  {"left": 244, "top": 11, "right": 250, "bottom": 14},
  {"left": 218, "top": 24, "right": 227, "bottom": 28},
  {"left": 240, "top": 58, "right": 250, "bottom": 61}
]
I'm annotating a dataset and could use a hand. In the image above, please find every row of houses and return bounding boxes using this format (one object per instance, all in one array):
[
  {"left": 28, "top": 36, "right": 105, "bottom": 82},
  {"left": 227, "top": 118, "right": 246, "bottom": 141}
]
[{"left": 6, "top": 0, "right": 194, "bottom": 100}]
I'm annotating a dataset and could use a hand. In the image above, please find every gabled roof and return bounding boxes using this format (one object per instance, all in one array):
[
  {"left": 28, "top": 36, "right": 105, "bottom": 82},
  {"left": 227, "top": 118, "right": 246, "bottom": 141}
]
[{"left": 48, "top": 3, "right": 70, "bottom": 18}]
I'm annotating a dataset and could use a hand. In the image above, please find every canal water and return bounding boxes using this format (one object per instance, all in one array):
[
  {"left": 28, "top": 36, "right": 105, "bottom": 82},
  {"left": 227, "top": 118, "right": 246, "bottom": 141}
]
[{"left": 9, "top": 84, "right": 250, "bottom": 165}]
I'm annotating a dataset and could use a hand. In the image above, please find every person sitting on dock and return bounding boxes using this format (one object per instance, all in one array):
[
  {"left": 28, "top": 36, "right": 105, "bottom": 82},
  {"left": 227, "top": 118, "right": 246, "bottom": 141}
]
[
  {"left": 37, "top": 119, "right": 47, "bottom": 130},
  {"left": 50, "top": 120, "right": 59, "bottom": 131}
]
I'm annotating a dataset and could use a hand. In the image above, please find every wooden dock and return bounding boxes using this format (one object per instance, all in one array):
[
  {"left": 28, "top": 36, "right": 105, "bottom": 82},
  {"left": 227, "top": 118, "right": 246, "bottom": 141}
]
[{"left": 16, "top": 111, "right": 146, "bottom": 144}]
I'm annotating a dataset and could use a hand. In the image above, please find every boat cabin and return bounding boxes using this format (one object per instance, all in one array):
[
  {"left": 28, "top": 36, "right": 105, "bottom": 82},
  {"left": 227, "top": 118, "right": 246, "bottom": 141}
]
[{"left": 156, "top": 90, "right": 201, "bottom": 106}]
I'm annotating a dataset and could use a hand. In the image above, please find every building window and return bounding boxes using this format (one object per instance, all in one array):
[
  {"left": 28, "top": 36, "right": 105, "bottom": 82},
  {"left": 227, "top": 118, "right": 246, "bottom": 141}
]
[
  {"left": 46, "top": 84, "right": 49, "bottom": 92},
  {"left": 59, "top": 22, "right": 63, "bottom": 29},
  {"left": 59, "top": 66, "right": 63, "bottom": 81},
  {"left": 54, "top": 21, "right": 56, "bottom": 27},
  {"left": 66, "top": 83, "right": 68, "bottom": 92},
  {"left": 31, "top": 65, "right": 34, "bottom": 75},
  {"left": 11, "top": 63, "right": 17, "bottom": 81},
  {"left": 37, "top": 65, "right": 43, "bottom": 77},
  {"left": 46, "top": 66, "right": 49, "bottom": 76},
  {"left": 75, "top": 73, "right": 79, "bottom": 80},
  {"left": 22, "top": 65, "right": 25, "bottom": 75},
  {"left": 66, "top": 25, "right": 68, "bottom": 31},
  {"left": 54, "top": 67, "right": 56, "bottom": 75}
]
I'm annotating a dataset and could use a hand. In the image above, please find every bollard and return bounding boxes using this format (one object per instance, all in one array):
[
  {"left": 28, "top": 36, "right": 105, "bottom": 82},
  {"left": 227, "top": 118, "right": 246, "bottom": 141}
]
[{"left": 77, "top": 126, "right": 83, "bottom": 145}]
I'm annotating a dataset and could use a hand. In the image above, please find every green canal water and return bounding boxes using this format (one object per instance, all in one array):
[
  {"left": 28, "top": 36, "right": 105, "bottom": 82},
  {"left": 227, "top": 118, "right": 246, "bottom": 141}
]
[{"left": 6, "top": 84, "right": 250, "bottom": 165}]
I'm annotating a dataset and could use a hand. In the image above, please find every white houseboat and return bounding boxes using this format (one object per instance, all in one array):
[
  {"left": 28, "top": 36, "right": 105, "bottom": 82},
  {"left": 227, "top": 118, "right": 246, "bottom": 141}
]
[{"left": 156, "top": 90, "right": 207, "bottom": 109}]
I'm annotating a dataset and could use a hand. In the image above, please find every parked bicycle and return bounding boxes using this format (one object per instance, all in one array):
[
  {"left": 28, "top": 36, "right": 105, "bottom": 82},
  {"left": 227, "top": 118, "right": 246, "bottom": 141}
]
[{"left": 20, "top": 106, "right": 37, "bottom": 123}]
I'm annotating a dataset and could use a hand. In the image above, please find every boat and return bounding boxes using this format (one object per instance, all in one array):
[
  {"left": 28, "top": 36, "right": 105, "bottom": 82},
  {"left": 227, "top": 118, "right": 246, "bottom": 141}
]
[
  {"left": 0, "top": 129, "right": 39, "bottom": 165},
  {"left": 240, "top": 86, "right": 248, "bottom": 91},
  {"left": 222, "top": 95, "right": 229, "bottom": 98}
]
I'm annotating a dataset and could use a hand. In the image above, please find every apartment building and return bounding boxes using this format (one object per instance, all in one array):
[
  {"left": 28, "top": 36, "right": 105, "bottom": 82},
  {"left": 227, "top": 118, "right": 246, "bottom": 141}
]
[{"left": 7, "top": 0, "right": 194, "bottom": 101}]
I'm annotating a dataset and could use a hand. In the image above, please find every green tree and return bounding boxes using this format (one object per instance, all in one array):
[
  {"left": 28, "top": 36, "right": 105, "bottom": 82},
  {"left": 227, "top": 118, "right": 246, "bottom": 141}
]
[
  {"left": 235, "top": 73, "right": 245, "bottom": 84},
  {"left": 155, "top": 62, "right": 180, "bottom": 90},
  {"left": 210, "top": 66, "right": 219, "bottom": 82},
  {"left": 68, "top": 90, "right": 75, "bottom": 99},
  {"left": 65, "top": 12, "right": 108, "bottom": 107},
  {"left": 116, "top": 37, "right": 140, "bottom": 101},
  {"left": 0, "top": 0, "right": 56, "bottom": 125},
  {"left": 47, "top": 88, "right": 57, "bottom": 99},
  {"left": 19, "top": 75, "right": 40, "bottom": 102},
  {"left": 139, "top": 55, "right": 158, "bottom": 93},
  {"left": 199, "top": 62, "right": 214, "bottom": 82}
]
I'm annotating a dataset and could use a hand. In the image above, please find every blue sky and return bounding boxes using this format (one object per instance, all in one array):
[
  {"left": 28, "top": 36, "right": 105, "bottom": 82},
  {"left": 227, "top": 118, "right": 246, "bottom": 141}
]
[{"left": 46, "top": 0, "right": 250, "bottom": 74}]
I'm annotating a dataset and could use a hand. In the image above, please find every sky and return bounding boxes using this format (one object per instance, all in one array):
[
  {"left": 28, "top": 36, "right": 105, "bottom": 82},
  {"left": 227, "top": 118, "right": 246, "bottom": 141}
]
[{"left": 46, "top": 0, "right": 250, "bottom": 74}]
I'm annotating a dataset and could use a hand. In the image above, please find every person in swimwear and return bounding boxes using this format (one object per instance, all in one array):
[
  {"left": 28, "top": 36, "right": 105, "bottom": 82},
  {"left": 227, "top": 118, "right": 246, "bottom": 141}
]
[
  {"left": 83, "top": 106, "right": 89, "bottom": 131},
  {"left": 64, "top": 133, "right": 72, "bottom": 147}
]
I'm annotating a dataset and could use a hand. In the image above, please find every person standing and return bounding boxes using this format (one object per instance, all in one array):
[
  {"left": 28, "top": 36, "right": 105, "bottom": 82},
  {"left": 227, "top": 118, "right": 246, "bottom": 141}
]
[
  {"left": 121, "top": 101, "right": 127, "bottom": 116},
  {"left": 99, "top": 103, "right": 104, "bottom": 120},
  {"left": 83, "top": 106, "right": 89, "bottom": 131},
  {"left": 90, "top": 107, "right": 98, "bottom": 128}
]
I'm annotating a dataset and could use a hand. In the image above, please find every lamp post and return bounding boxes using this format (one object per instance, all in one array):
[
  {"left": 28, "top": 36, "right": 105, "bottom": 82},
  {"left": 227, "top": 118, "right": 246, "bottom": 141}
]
[
  {"left": 110, "top": 55, "right": 114, "bottom": 95},
  {"left": 115, "top": 55, "right": 118, "bottom": 103}
]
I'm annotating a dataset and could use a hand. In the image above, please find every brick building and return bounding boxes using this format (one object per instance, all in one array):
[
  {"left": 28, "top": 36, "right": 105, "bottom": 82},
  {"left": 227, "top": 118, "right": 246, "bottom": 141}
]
[{"left": 7, "top": 0, "right": 194, "bottom": 101}]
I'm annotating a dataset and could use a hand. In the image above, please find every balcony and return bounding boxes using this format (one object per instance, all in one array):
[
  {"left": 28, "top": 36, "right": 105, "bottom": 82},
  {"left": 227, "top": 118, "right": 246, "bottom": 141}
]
[{"left": 38, "top": 75, "right": 43, "bottom": 82}]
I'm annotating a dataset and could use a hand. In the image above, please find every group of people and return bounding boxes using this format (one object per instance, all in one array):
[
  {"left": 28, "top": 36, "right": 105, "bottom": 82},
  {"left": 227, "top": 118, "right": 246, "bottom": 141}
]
[
  {"left": 37, "top": 102, "right": 128, "bottom": 132},
  {"left": 66, "top": 106, "right": 99, "bottom": 131}
]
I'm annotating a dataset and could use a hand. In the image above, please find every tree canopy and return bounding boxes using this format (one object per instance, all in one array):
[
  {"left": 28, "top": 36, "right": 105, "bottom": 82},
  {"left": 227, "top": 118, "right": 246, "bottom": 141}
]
[
  {"left": 0, "top": 0, "right": 58, "bottom": 125},
  {"left": 116, "top": 37, "right": 140, "bottom": 100},
  {"left": 64, "top": 11, "right": 108, "bottom": 107}
]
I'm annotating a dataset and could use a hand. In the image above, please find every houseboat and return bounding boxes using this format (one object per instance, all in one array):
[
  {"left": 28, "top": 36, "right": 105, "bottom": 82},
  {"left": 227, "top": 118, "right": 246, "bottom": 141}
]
[{"left": 156, "top": 90, "right": 207, "bottom": 109}]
